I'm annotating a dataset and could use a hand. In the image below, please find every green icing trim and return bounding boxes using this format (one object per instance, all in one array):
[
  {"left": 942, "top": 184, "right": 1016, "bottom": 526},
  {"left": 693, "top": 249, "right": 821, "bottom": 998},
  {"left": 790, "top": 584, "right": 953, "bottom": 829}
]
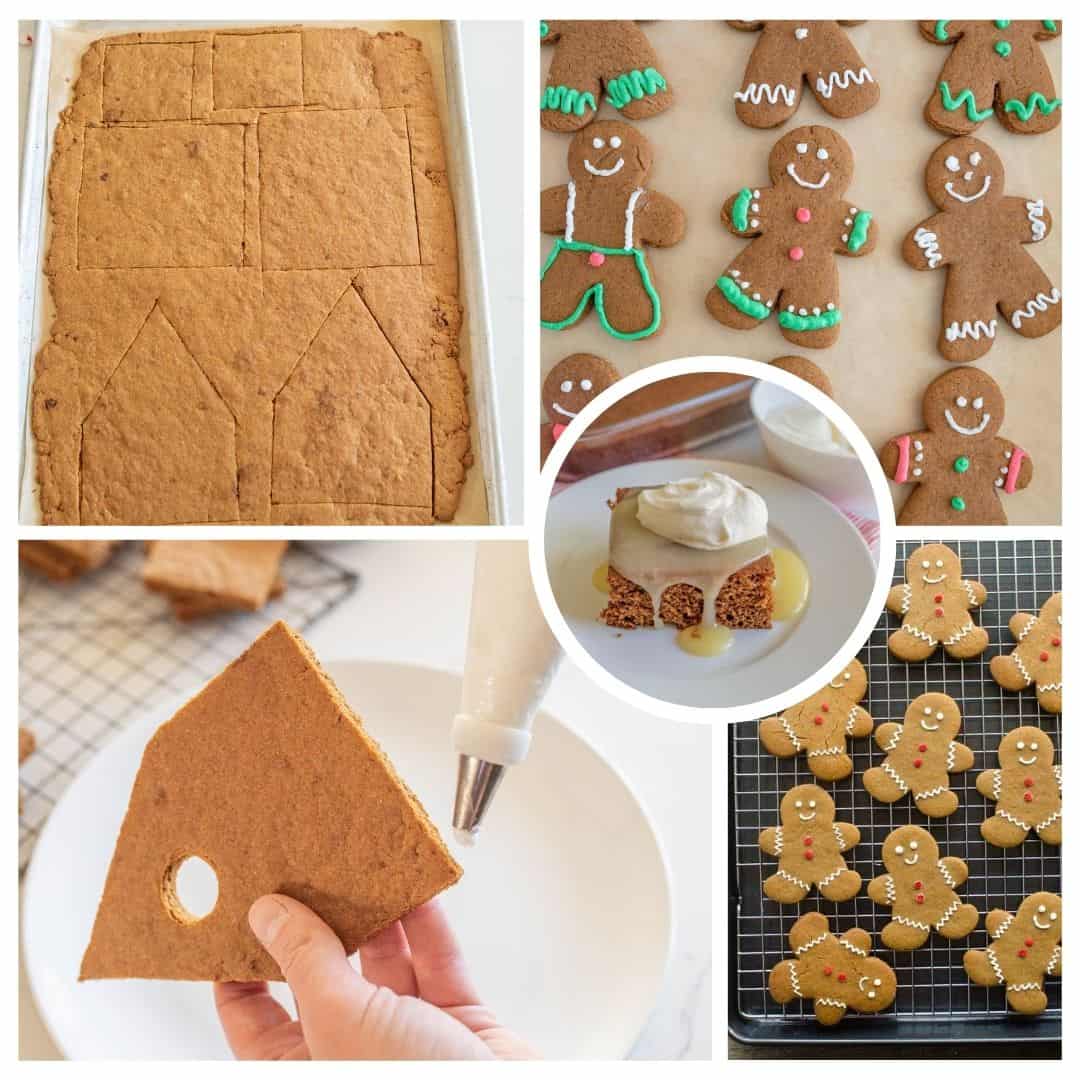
[
  {"left": 847, "top": 211, "right": 872, "bottom": 253},
  {"left": 1043, "top": 20, "right": 1058, "bottom": 31},
  {"left": 540, "top": 239, "right": 662, "bottom": 341},
  {"left": 1003, "top": 91, "right": 1062, "bottom": 121},
  {"left": 939, "top": 81, "right": 994, "bottom": 122},
  {"left": 540, "top": 21, "right": 549, "bottom": 37},
  {"left": 731, "top": 188, "right": 753, "bottom": 233},
  {"left": 994, "top": 19, "right": 1011, "bottom": 29},
  {"left": 716, "top": 275, "right": 769, "bottom": 320},
  {"left": 934, "top": 20, "right": 950, "bottom": 40},
  {"left": 605, "top": 68, "right": 667, "bottom": 109},
  {"left": 995, "top": 41, "right": 1012, "bottom": 58},
  {"left": 778, "top": 308, "right": 842, "bottom": 332},
  {"left": 540, "top": 85, "right": 597, "bottom": 116}
]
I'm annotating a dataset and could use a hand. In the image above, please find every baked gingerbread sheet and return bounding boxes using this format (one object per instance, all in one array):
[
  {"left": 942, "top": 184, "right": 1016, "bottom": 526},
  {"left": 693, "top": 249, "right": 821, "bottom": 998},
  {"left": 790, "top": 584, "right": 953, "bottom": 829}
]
[{"left": 31, "top": 23, "right": 471, "bottom": 524}]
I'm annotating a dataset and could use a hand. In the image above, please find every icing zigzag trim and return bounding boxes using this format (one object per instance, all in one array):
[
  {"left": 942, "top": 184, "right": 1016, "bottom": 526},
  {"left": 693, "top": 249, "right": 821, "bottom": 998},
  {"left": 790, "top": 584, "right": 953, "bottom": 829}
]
[
  {"left": 540, "top": 85, "right": 597, "bottom": 116},
  {"left": 1011, "top": 288, "right": 1061, "bottom": 329},
  {"left": 913, "top": 227, "right": 942, "bottom": 268},
  {"left": 606, "top": 68, "right": 667, "bottom": 109},
  {"left": 1003, "top": 91, "right": 1062, "bottom": 121},
  {"left": 945, "top": 318, "right": 996, "bottom": 343},
  {"left": 734, "top": 81, "right": 797, "bottom": 107},
  {"left": 815, "top": 67, "right": 874, "bottom": 99},
  {"left": 939, "top": 81, "right": 994, "bottom": 122}
]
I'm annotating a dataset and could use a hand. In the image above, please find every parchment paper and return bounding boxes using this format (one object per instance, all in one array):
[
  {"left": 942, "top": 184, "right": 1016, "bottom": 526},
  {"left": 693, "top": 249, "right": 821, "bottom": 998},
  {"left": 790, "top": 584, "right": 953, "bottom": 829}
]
[{"left": 540, "top": 20, "right": 1061, "bottom": 525}]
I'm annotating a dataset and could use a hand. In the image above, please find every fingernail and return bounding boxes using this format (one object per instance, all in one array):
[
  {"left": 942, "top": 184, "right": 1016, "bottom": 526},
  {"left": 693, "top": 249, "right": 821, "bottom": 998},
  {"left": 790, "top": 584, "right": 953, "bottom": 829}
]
[{"left": 249, "top": 896, "right": 288, "bottom": 944}]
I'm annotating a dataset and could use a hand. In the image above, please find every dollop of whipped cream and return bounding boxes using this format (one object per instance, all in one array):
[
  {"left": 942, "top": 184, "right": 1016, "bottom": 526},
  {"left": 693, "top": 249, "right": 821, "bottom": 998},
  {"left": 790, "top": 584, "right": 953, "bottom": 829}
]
[
  {"left": 765, "top": 404, "right": 854, "bottom": 457},
  {"left": 636, "top": 472, "right": 768, "bottom": 550}
]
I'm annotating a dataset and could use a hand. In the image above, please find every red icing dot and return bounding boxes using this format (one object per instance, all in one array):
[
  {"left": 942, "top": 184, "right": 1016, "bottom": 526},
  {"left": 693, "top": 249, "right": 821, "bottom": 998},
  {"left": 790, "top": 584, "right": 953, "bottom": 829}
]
[
  {"left": 935, "top": 607, "right": 945, "bottom": 618},
  {"left": 823, "top": 965, "right": 833, "bottom": 976},
  {"left": 916, "top": 893, "right": 925, "bottom": 904},
  {"left": 934, "top": 594, "right": 944, "bottom": 603},
  {"left": 1052, "top": 636, "right": 1061, "bottom": 647},
  {"left": 795, "top": 207, "right": 811, "bottom": 223},
  {"left": 837, "top": 973, "right": 847, "bottom": 983},
  {"left": 821, "top": 703, "right": 829, "bottom": 712},
  {"left": 1018, "top": 949, "right": 1028, "bottom": 958},
  {"left": 919, "top": 743, "right": 928, "bottom": 753},
  {"left": 814, "top": 715, "right": 824, "bottom": 726},
  {"left": 1024, "top": 777, "right": 1034, "bottom": 787},
  {"left": 804, "top": 850, "right": 814, "bottom": 860},
  {"left": 1024, "top": 792, "right": 1034, "bottom": 802},
  {"left": 1025, "top": 938, "right": 1034, "bottom": 947},
  {"left": 788, "top": 246, "right": 804, "bottom": 261},
  {"left": 913, "top": 881, "right": 923, "bottom": 890},
  {"left": 803, "top": 836, "right": 813, "bottom": 846},
  {"left": 588, "top": 251, "right": 605, "bottom": 267},
  {"left": 914, "top": 758, "right": 923, "bottom": 768},
  {"left": 1040, "top": 651, "right": 1050, "bottom": 662}
]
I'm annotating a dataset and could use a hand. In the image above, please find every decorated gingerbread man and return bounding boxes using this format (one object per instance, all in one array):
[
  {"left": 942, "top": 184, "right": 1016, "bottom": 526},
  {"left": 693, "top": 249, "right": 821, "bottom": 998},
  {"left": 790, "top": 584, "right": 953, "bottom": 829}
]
[
  {"left": 903, "top": 136, "right": 1061, "bottom": 363},
  {"left": 705, "top": 126, "right": 877, "bottom": 349},
  {"left": 886, "top": 543, "right": 989, "bottom": 662},
  {"left": 881, "top": 369, "right": 1033, "bottom": 525},
  {"left": 541, "top": 121, "right": 686, "bottom": 341},
  {"left": 868, "top": 825, "right": 979, "bottom": 950},
  {"left": 730, "top": 21, "right": 879, "bottom": 128},
  {"left": 759, "top": 784, "right": 861, "bottom": 904},
  {"left": 990, "top": 592, "right": 1062, "bottom": 713},
  {"left": 540, "top": 21, "right": 673, "bottom": 133},
  {"left": 758, "top": 657, "right": 873, "bottom": 781},
  {"left": 976, "top": 725, "right": 1062, "bottom": 847},
  {"left": 540, "top": 354, "right": 621, "bottom": 463},
  {"left": 768, "top": 912, "right": 897, "bottom": 1026},
  {"left": 921, "top": 21, "right": 1061, "bottom": 136},
  {"left": 964, "top": 892, "right": 1062, "bottom": 1015},
  {"left": 862, "top": 692, "right": 974, "bottom": 818}
]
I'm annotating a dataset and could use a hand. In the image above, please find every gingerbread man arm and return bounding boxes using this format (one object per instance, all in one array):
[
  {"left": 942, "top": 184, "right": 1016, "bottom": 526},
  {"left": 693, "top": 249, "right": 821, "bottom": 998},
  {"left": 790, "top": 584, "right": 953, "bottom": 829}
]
[
  {"left": 964, "top": 580, "right": 988, "bottom": 608},
  {"left": 939, "top": 856, "right": 968, "bottom": 887},
  {"left": 1001, "top": 195, "right": 1054, "bottom": 246},
  {"left": 540, "top": 21, "right": 562, "bottom": 44},
  {"left": 948, "top": 740, "right": 974, "bottom": 773},
  {"left": 1008, "top": 611, "right": 1036, "bottom": 640},
  {"left": 841, "top": 927, "right": 873, "bottom": 954},
  {"left": 918, "top": 21, "right": 976, "bottom": 45},
  {"left": 867, "top": 873, "right": 892, "bottom": 905},
  {"left": 874, "top": 722, "right": 901, "bottom": 750},
  {"left": 540, "top": 186, "right": 569, "bottom": 235},
  {"left": 788, "top": 911, "right": 829, "bottom": 953},
  {"left": 902, "top": 213, "right": 951, "bottom": 271},
  {"left": 835, "top": 822, "right": 861, "bottom": 851},
  {"left": 886, "top": 584, "right": 910, "bottom": 615},
  {"left": 759, "top": 826, "right": 780, "bottom": 856},
  {"left": 847, "top": 705, "right": 874, "bottom": 739},
  {"left": 994, "top": 437, "right": 1034, "bottom": 492},
  {"left": 720, "top": 187, "right": 768, "bottom": 238},
  {"left": 984, "top": 908, "right": 1012, "bottom": 938},
  {"left": 1034, "top": 20, "right": 1062, "bottom": 42},
  {"left": 975, "top": 768, "right": 1000, "bottom": 800},
  {"left": 880, "top": 430, "right": 931, "bottom": 486},
  {"left": 835, "top": 206, "right": 878, "bottom": 259},
  {"left": 636, "top": 192, "right": 687, "bottom": 248},
  {"left": 1048, "top": 946, "right": 1062, "bottom": 975}
]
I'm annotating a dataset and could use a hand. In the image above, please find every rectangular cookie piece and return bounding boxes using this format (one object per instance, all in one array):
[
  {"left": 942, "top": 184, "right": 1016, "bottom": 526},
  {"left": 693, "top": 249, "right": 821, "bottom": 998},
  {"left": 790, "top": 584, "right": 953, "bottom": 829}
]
[
  {"left": 143, "top": 540, "right": 287, "bottom": 614},
  {"left": 19, "top": 540, "right": 117, "bottom": 581}
]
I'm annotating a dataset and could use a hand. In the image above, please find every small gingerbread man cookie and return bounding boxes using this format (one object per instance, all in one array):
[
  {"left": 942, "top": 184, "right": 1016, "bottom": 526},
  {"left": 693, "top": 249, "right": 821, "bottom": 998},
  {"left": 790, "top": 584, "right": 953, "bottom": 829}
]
[
  {"left": 862, "top": 692, "right": 974, "bottom": 818},
  {"left": 769, "top": 355, "right": 833, "bottom": 398},
  {"left": 886, "top": 543, "right": 990, "bottom": 662},
  {"left": 903, "top": 136, "right": 1061, "bottom": 363},
  {"left": 540, "top": 21, "right": 673, "bottom": 133},
  {"left": 730, "top": 21, "right": 879, "bottom": 128},
  {"left": 964, "top": 891, "right": 1062, "bottom": 1016},
  {"left": 920, "top": 21, "right": 1061, "bottom": 136},
  {"left": 867, "top": 825, "right": 979, "bottom": 950},
  {"left": 976, "top": 725, "right": 1062, "bottom": 848},
  {"left": 540, "top": 354, "right": 621, "bottom": 463},
  {"left": 768, "top": 912, "right": 897, "bottom": 1026},
  {"left": 881, "top": 369, "right": 1033, "bottom": 525},
  {"left": 758, "top": 658, "right": 873, "bottom": 781},
  {"left": 759, "top": 784, "right": 861, "bottom": 904},
  {"left": 706, "top": 126, "right": 878, "bottom": 349},
  {"left": 990, "top": 592, "right": 1062, "bottom": 713}
]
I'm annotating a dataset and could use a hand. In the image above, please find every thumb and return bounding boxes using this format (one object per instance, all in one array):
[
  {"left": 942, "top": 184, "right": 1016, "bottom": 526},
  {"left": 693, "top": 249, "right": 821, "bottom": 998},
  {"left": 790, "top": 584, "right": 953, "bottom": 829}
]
[{"left": 248, "top": 894, "right": 362, "bottom": 1012}]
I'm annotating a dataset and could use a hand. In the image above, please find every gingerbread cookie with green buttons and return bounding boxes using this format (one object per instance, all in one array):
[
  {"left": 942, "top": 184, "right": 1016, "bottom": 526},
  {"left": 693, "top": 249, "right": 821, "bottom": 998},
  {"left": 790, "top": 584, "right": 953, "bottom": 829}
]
[{"left": 881, "top": 368, "right": 1032, "bottom": 525}]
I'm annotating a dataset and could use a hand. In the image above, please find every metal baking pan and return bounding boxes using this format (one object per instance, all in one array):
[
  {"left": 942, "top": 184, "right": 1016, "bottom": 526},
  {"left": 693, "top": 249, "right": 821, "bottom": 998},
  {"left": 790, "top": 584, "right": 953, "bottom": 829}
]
[
  {"left": 729, "top": 538, "right": 1061, "bottom": 1047},
  {"left": 17, "top": 19, "right": 506, "bottom": 525}
]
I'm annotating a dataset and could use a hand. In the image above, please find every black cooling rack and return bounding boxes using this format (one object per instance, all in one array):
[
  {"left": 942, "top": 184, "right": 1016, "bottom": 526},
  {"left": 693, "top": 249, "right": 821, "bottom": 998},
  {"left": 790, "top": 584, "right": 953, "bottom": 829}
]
[
  {"left": 730, "top": 538, "right": 1061, "bottom": 1044},
  {"left": 18, "top": 541, "right": 358, "bottom": 871}
]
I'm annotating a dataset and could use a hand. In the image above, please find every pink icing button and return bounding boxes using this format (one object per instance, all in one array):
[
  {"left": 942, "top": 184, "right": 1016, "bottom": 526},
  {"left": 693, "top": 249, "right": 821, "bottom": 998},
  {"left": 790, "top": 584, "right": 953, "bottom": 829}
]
[
  {"left": 588, "top": 251, "right": 605, "bottom": 267},
  {"left": 795, "top": 207, "right": 811, "bottom": 223},
  {"left": 551, "top": 423, "right": 568, "bottom": 440},
  {"left": 788, "top": 246, "right": 804, "bottom": 261}
]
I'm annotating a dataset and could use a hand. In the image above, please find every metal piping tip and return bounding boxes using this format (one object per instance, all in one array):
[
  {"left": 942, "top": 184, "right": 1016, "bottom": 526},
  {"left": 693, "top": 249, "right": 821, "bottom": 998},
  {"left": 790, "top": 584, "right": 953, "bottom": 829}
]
[{"left": 452, "top": 754, "right": 505, "bottom": 845}]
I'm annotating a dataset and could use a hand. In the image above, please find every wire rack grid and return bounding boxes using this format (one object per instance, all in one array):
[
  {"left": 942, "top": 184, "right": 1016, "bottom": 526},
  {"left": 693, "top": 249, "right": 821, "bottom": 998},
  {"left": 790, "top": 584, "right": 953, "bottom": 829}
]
[
  {"left": 18, "top": 541, "right": 359, "bottom": 871},
  {"left": 731, "top": 538, "right": 1061, "bottom": 1039}
]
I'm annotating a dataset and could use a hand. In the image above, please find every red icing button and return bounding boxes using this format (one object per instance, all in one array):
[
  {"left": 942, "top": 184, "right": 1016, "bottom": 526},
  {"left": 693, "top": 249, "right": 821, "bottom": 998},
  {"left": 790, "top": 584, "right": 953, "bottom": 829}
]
[
  {"left": 916, "top": 893, "right": 925, "bottom": 904},
  {"left": 814, "top": 715, "right": 824, "bottom": 726},
  {"left": 935, "top": 607, "right": 945, "bottom": 617},
  {"left": 1024, "top": 777, "right": 1034, "bottom": 787},
  {"left": 823, "top": 965, "right": 833, "bottom": 976},
  {"left": 804, "top": 836, "right": 813, "bottom": 846},
  {"left": 1018, "top": 949, "right": 1028, "bottom": 958},
  {"left": 588, "top": 251, "right": 605, "bottom": 267},
  {"left": 1025, "top": 938, "right": 1034, "bottom": 947},
  {"left": 934, "top": 594, "right": 944, "bottom": 603},
  {"left": 1052, "top": 636, "right": 1061, "bottom": 646},
  {"left": 788, "top": 246, "right": 804, "bottom": 261},
  {"left": 821, "top": 703, "right": 829, "bottom": 712},
  {"left": 837, "top": 973, "right": 847, "bottom": 983},
  {"left": 918, "top": 743, "right": 928, "bottom": 753},
  {"left": 914, "top": 758, "right": 923, "bottom": 768},
  {"left": 804, "top": 850, "right": 814, "bottom": 860},
  {"left": 1040, "top": 651, "right": 1050, "bottom": 662},
  {"left": 1024, "top": 792, "right": 1034, "bottom": 802},
  {"left": 913, "top": 881, "right": 923, "bottom": 890},
  {"left": 795, "top": 207, "right": 811, "bottom": 223}
]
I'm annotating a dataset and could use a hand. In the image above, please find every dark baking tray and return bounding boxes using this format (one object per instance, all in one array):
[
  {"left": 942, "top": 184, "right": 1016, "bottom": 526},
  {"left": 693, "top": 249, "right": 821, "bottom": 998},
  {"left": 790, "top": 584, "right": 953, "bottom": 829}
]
[{"left": 729, "top": 538, "right": 1061, "bottom": 1047}]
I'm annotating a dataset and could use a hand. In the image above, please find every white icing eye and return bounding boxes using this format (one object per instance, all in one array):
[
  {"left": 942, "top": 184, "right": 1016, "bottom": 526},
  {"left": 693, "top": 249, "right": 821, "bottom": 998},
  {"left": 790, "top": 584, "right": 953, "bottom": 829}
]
[
  {"left": 924, "top": 706, "right": 932, "bottom": 715},
  {"left": 809, "top": 800, "right": 817, "bottom": 808},
  {"left": 580, "top": 378, "right": 593, "bottom": 391},
  {"left": 1017, "top": 741, "right": 1026, "bottom": 750},
  {"left": 1038, "top": 904, "right": 1046, "bottom": 912},
  {"left": 609, "top": 135, "right": 622, "bottom": 149},
  {"left": 816, "top": 147, "right": 829, "bottom": 160},
  {"left": 922, "top": 560, "right": 930, "bottom": 568},
  {"left": 910, "top": 840, "right": 919, "bottom": 849},
  {"left": 894, "top": 845, "right": 904, "bottom": 855},
  {"left": 936, "top": 712, "right": 944, "bottom": 720},
  {"left": 844, "top": 672, "right": 851, "bottom": 680},
  {"left": 956, "top": 396, "right": 968, "bottom": 407},
  {"left": 1051, "top": 912, "right": 1058, "bottom": 921},
  {"left": 560, "top": 380, "right": 573, "bottom": 393},
  {"left": 936, "top": 560, "right": 944, "bottom": 568},
  {"left": 973, "top": 396, "right": 984, "bottom": 409},
  {"left": 945, "top": 155, "right": 961, "bottom": 173},
  {"left": 592, "top": 136, "right": 604, "bottom": 149},
  {"left": 873, "top": 978, "right": 882, "bottom": 986},
  {"left": 795, "top": 800, "right": 803, "bottom": 808},
  {"left": 796, "top": 142, "right": 808, "bottom": 154},
  {"left": 969, "top": 151, "right": 981, "bottom": 166}
]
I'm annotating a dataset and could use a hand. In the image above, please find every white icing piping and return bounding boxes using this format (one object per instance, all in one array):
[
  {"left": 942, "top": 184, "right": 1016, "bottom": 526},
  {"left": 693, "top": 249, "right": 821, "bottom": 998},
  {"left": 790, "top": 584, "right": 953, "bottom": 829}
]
[
  {"left": 786, "top": 163, "right": 831, "bottom": 190},
  {"left": 779, "top": 714, "right": 803, "bottom": 751},
  {"left": 944, "top": 409, "right": 991, "bottom": 436},
  {"left": 624, "top": 188, "right": 644, "bottom": 251},
  {"left": 794, "top": 931, "right": 829, "bottom": 956},
  {"left": 944, "top": 619, "right": 975, "bottom": 646},
  {"left": 935, "top": 897, "right": 961, "bottom": 931},
  {"left": 945, "top": 175, "right": 992, "bottom": 203},
  {"left": 815, "top": 67, "right": 874, "bottom": 99},
  {"left": 945, "top": 318, "right": 996, "bottom": 343},
  {"left": 735, "top": 81, "right": 796, "bottom": 106},
  {"left": 1011, "top": 288, "right": 1061, "bottom": 329},
  {"left": 837, "top": 938, "right": 867, "bottom": 957},
  {"left": 1026, "top": 199, "right": 1047, "bottom": 241},
  {"left": 564, "top": 179, "right": 576, "bottom": 242},
  {"left": 913, "top": 227, "right": 942, "bottom": 268},
  {"left": 583, "top": 157, "right": 624, "bottom": 178},
  {"left": 882, "top": 761, "right": 909, "bottom": 793},
  {"left": 903, "top": 623, "right": 937, "bottom": 645},
  {"left": 819, "top": 866, "right": 843, "bottom": 888}
]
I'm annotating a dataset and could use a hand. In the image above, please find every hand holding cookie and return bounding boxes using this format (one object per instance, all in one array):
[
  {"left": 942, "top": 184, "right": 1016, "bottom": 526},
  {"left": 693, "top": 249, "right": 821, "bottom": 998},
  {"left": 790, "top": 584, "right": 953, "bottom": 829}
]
[
  {"left": 989, "top": 592, "right": 1062, "bottom": 713},
  {"left": 976, "top": 725, "right": 1062, "bottom": 847}
]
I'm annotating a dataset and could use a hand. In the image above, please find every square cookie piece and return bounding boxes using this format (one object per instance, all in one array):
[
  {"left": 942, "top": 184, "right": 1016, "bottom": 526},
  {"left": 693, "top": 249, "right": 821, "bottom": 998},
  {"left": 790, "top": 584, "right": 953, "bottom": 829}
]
[
  {"left": 103, "top": 42, "right": 194, "bottom": 121},
  {"left": 212, "top": 31, "right": 303, "bottom": 109},
  {"left": 302, "top": 27, "right": 380, "bottom": 108},
  {"left": 258, "top": 109, "right": 419, "bottom": 269},
  {"left": 78, "top": 124, "right": 245, "bottom": 268},
  {"left": 143, "top": 540, "right": 287, "bottom": 611}
]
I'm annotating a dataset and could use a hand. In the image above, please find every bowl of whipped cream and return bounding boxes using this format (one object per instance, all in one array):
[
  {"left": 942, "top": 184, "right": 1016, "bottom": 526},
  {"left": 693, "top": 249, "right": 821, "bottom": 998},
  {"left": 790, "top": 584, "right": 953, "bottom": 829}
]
[{"left": 750, "top": 381, "right": 864, "bottom": 506}]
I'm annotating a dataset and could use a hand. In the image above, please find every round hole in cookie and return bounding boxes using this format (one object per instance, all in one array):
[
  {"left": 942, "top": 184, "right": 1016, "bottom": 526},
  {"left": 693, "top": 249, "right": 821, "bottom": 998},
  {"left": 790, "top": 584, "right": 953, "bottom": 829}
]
[{"left": 162, "top": 854, "right": 219, "bottom": 924}]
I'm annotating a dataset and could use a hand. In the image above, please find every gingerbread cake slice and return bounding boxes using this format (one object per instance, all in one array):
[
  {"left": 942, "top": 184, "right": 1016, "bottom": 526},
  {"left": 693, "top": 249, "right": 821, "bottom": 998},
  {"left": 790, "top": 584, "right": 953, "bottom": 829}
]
[
  {"left": 18, "top": 540, "right": 117, "bottom": 581},
  {"left": 80, "top": 620, "right": 462, "bottom": 981}
]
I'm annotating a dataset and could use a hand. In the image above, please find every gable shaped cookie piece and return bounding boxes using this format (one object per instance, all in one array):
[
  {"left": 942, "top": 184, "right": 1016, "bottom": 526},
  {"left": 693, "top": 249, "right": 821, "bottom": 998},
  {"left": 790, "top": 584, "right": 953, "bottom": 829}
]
[{"left": 80, "top": 620, "right": 462, "bottom": 981}]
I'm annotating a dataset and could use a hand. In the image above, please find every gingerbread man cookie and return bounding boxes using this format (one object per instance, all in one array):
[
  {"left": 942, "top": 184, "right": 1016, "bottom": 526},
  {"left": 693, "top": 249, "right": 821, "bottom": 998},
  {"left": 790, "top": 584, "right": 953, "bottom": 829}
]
[
  {"left": 862, "top": 692, "right": 974, "bottom": 818},
  {"left": 540, "top": 21, "right": 673, "bottom": 133},
  {"left": 730, "top": 21, "right": 879, "bottom": 128},
  {"left": 769, "top": 355, "right": 833, "bottom": 398},
  {"left": 964, "top": 892, "right": 1062, "bottom": 1015},
  {"left": 768, "top": 912, "right": 897, "bottom": 1026},
  {"left": 758, "top": 658, "right": 873, "bottom": 781},
  {"left": 886, "top": 543, "right": 989, "bottom": 662},
  {"left": 903, "top": 136, "right": 1061, "bottom": 363},
  {"left": 868, "top": 825, "right": 979, "bottom": 950},
  {"left": 990, "top": 592, "right": 1062, "bottom": 713},
  {"left": 881, "top": 369, "right": 1033, "bottom": 525},
  {"left": 540, "top": 354, "right": 621, "bottom": 463},
  {"left": 541, "top": 121, "right": 686, "bottom": 341},
  {"left": 921, "top": 21, "right": 1061, "bottom": 136},
  {"left": 706, "top": 126, "right": 877, "bottom": 349},
  {"left": 759, "top": 785, "right": 861, "bottom": 904},
  {"left": 976, "top": 726, "right": 1062, "bottom": 847}
]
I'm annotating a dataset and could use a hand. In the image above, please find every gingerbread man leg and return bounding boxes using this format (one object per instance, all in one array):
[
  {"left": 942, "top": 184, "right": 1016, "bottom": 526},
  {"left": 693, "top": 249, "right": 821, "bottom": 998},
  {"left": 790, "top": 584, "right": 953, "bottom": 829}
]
[
  {"left": 767, "top": 960, "right": 799, "bottom": 1004},
  {"left": 915, "top": 788, "right": 959, "bottom": 818},
  {"left": 734, "top": 46, "right": 804, "bottom": 129},
  {"left": 999, "top": 257, "right": 1062, "bottom": 341},
  {"left": 776, "top": 262, "right": 842, "bottom": 350},
  {"left": 1036, "top": 684, "right": 1062, "bottom": 714},
  {"left": 942, "top": 622, "right": 990, "bottom": 660},
  {"left": 806, "top": 748, "right": 855, "bottom": 784},
  {"left": 996, "top": 47, "right": 1061, "bottom": 136},
  {"left": 888, "top": 626, "right": 937, "bottom": 662},
  {"left": 990, "top": 653, "right": 1029, "bottom": 692},
  {"left": 595, "top": 255, "right": 662, "bottom": 340},
  {"left": 540, "top": 247, "right": 595, "bottom": 329},
  {"left": 1007, "top": 986, "right": 1049, "bottom": 1015},
  {"left": 963, "top": 948, "right": 999, "bottom": 987},
  {"left": 602, "top": 64, "right": 673, "bottom": 123},
  {"left": 940, "top": 272, "right": 999, "bottom": 362},
  {"left": 981, "top": 812, "right": 1030, "bottom": 848},
  {"left": 763, "top": 872, "right": 811, "bottom": 904},
  {"left": 939, "top": 903, "right": 980, "bottom": 940},
  {"left": 541, "top": 52, "right": 600, "bottom": 134},
  {"left": 806, "top": 29, "right": 879, "bottom": 119},
  {"left": 881, "top": 919, "right": 930, "bottom": 952},
  {"left": 707, "top": 251, "right": 781, "bottom": 331},
  {"left": 1037, "top": 815, "right": 1062, "bottom": 846},
  {"left": 817, "top": 868, "right": 862, "bottom": 903},
  {"left": 925, "top": 51, "right": 996, "bottom": 135}
]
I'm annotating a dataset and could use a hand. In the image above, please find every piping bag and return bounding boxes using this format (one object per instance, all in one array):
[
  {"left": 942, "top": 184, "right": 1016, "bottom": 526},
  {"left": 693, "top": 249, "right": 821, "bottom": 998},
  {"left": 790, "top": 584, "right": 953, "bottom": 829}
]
[{"left": 451, "top": 542, "right": 562, "bottom": 846}]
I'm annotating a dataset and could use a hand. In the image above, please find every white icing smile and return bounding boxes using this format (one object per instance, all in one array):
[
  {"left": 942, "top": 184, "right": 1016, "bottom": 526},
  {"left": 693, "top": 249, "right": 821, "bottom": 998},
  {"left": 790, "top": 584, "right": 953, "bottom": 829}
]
[
  {"left": 584, "top": 157, "right": 624, "bottom": 177},
  {"left": 920, "top": 719, "right": 939, "bottom": 731},
  {"left": 829, "top": 671, "right": 853, "bottom": 689},
  {"left": 858, "top": 975, "right": 882, "bottom": 999},
  {"left": 1033, "top": 912, "right": 1054, "bottom": 930},
  {"left": 903, "top": 853, "right": 919, "bottom": 865},
  {"left": 786, "top": 162, "right": 831, "bottom": 189},
  {"left": 551, "top": 403, "right": 577, "bottom": 419},
  {"left": 798, "top": 811, "right": 816, "bottom": 821},
  {"left": 1019, "top": 753, "right": 1038, "bottom": 765},
  {"left": 945, "top": 176, "right": 992, "bottom": 203},
  {"left": 944, "top": 408, "right": 991, "bottom": 436},
  {"left": 922, "top": 573, "right": 947, "bottom": 584}
]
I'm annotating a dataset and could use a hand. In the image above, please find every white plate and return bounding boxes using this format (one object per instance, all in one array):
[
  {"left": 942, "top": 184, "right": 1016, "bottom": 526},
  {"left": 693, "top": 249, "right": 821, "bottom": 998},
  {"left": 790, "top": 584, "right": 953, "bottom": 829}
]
[
  {"left": 544, "top": 458, "right": 876, "bottom": 709},
  {"left": 22, "top": 661, "right": 671, "bottom": 1060}
]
